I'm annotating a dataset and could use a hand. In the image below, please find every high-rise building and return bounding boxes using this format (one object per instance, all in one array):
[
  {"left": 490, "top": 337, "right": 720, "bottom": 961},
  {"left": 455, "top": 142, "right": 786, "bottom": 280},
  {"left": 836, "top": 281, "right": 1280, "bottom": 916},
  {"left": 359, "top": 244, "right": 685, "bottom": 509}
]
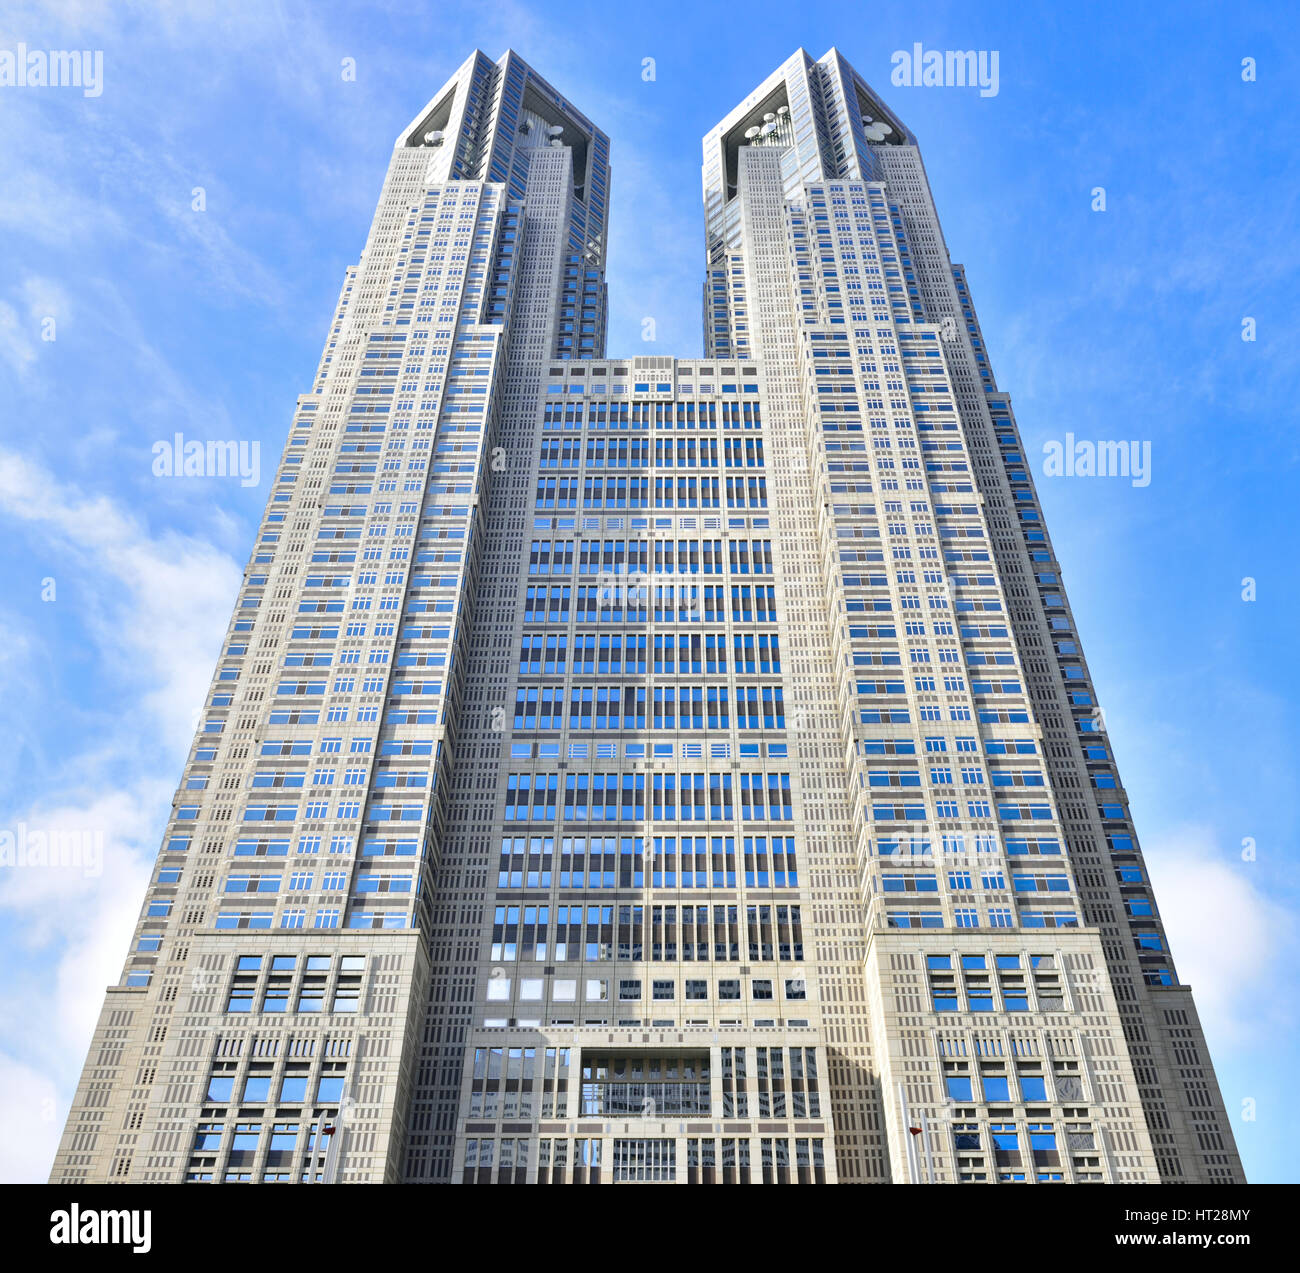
[{"left": 52, "top": 47, "right": 1241, "bottom": 1186}]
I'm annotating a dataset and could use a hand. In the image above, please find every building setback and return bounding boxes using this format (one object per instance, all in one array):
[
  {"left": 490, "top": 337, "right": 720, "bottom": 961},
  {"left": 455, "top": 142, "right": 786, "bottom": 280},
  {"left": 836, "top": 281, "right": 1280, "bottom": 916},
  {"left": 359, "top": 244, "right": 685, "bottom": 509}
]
[{"left": 52, "top": 47, "right": 1241, "bottom": 1186}]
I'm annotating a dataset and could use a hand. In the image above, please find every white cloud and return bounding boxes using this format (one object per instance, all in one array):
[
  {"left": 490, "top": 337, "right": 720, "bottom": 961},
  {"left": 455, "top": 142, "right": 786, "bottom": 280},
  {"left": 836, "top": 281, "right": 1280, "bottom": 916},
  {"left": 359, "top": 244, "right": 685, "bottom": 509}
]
[
  {"left": 0, "top": 449, "right": 240, "bottom": 1180},
  {"left": 0, "top": 794, "right": 161, "bottom": 1184},
  {"left": 0, "top": 276, "right": 71, "bottom": 378},
  {"left": 1143, "top": 824, "right": 1295, "bottom": 1050},
  {"left": 0, "top": 301, "right": 38, "bottom": 375},
  {"left": 0, "top": 1057, "right": 62, "bottom": 1184},
  {"left": 0, "top": 448, "right": 240, "bottom": 749},
  {"left": 0, "top": 163, "right": 126, "bottom": 250}
]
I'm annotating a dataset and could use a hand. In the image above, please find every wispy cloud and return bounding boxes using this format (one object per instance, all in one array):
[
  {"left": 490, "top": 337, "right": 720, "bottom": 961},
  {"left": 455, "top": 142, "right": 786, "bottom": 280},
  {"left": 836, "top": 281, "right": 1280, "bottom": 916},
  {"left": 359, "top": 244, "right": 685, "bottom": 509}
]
[
  {"left": 0, "top": 449, "right": 241, "bottom": 747},
  {"left": 1144, "top": 824, "right": 1296, "bottom": 1050},
  {"left": 0, "top": 451, "right": 241, "bottom": 1180}
]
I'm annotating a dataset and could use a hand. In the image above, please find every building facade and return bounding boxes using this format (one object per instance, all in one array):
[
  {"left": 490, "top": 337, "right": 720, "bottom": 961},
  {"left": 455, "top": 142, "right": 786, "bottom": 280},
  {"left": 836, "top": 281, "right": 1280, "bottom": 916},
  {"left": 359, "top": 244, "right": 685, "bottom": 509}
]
[{"left": 51, "top": 47, "right": 1241, "bottom": 1186}]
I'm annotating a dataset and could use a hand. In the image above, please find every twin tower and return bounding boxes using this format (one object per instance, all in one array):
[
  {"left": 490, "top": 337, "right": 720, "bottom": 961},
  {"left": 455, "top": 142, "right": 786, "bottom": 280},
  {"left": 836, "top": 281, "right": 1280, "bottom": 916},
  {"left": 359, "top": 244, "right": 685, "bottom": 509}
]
[{"left": 53, "top": 48, "right": 1241, "bottom": 1185}]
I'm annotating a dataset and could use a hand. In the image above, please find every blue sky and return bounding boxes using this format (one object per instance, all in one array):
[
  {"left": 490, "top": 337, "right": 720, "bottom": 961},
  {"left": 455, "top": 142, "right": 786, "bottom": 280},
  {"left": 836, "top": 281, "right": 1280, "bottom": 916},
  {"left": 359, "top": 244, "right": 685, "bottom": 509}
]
[{"left": 0, "top": 0, "right": 1295, "bottom": 1182}]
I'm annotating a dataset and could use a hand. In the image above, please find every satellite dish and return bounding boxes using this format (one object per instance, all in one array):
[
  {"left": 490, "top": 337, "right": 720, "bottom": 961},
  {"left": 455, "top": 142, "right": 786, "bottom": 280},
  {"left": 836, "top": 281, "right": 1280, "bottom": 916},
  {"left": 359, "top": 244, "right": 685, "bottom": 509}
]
[
  {"left": 744, "top": 126, "right": 760, "bottom": 139},
  {"left": 777, "top": 105, "right": 789, "bottom": 116},
  {"left": 548, "top": 124, "right": 564, "bottom": 136},
  {"left": 424, "top": 130, "right": 444, "bottom": 146},
  {"left": 763, "top": 112, "right": 775, "bottom": 122}
]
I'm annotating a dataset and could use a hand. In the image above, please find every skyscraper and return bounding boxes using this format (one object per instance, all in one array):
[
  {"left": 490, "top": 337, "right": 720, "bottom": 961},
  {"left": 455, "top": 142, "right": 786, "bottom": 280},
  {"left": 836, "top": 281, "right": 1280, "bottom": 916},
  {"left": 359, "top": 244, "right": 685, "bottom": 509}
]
[{"left": 52, "top": 47, "right": 1241, "bottom": 1186}]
